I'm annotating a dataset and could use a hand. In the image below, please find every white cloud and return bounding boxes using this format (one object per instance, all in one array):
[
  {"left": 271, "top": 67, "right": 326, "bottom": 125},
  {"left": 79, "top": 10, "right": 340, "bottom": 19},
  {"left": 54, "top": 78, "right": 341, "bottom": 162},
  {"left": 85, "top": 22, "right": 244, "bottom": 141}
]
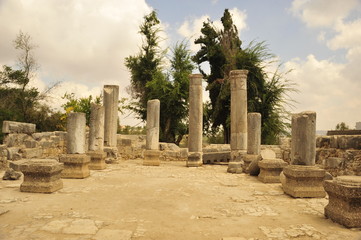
[
  {"left": 290, "top": 0, "right": 359, "bottom": 28},
  {"left": 177, "top": 8, "right": 247, "bottom": 52},
  {"left": 285, "top": 55, "right": 361, "bottom": 130},
  {"left": 0, "top": 0, "right": 155, "bottom": 126}
]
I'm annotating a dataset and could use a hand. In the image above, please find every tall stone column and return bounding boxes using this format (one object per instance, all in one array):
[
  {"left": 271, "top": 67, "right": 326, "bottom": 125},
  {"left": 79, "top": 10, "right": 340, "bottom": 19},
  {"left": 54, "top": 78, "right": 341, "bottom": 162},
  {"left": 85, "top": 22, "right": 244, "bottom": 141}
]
[
  {"left": 143, "top": 99, "right": 161, "bottom": 166},
  {"left": 227, "top": 70, "right": 248, "bottom": 173},
  {"left": 282, "top": 111, "right": 326, "bottom": 197},
  {"left": 103, "top": 85, "right": 119, "bottom": 147},
  {"left": 87, "top": 104, "right": 106, "bottom": 170},
  {"left": 187, "top": 74, "right": 203, "bottom": 167},
  {"left": 291, "top": 111, "right": 316, "bottom": 165},
  {"left": 244, "top": 112, "right": 262, "bottom": 174},
  {"left": 89, "top": 103, "right": 104, "bottom": 151},
  {"left": 60, "top": 112, "right": 90, "bottom": 178}
]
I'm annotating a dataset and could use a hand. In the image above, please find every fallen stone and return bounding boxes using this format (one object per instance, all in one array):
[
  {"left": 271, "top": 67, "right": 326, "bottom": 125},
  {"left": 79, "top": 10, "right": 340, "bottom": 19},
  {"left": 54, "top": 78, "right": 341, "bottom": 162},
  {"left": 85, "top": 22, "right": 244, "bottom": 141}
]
[
  {"left": 2, "top": 121, "right": 36, "bottom": 134},
  {"left": 2, "top": 168, "right": 22, "bottom": 180}
]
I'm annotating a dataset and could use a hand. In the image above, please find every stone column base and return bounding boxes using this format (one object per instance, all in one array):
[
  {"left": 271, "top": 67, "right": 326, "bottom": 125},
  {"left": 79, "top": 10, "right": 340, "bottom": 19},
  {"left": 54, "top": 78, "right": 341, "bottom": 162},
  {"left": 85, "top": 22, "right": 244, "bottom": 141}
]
[
  {"left": 258, "top": 158, "right": 288, "bottom": 183},
  {"left": 324, "top": 176, "right": 361, "bottom": 228},
  {"left": 59, "top": 154, "right": 90, "bottom": 179},
  {"left": 227, "top": 150, "right": 246, "bottom": 173},
  {"left": 243, "top": 154, "right": 260, "bottom": 173},
  {"left": 281, "top": 165, "right": 326, "bottom": 198},
  {"left": 19, "top": 159, "right": 64, "bottom": 193},
  {"left": 103, "top": 146, "right": 120, "bottom": 164},
  {"left": 187, "top": 152, "right": 202, "bottom": 167},
  {"left": 86, "top": 151, "right": 107, "bottom": 170},
  {"left": 143, "top": 150, "right": 161, "bottom": 166}
]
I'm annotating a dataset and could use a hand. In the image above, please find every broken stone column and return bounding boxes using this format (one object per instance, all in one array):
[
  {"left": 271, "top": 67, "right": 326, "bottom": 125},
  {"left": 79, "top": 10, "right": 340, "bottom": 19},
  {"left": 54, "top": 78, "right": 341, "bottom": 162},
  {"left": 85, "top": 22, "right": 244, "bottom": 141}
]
[
  {"left": 243, "top": 112, "right": 261, "bottom": 173},
  {"left": 227, "top": 70, "right": 248, "bottom": 173},
  {"left": 187, "top": 74, "right": 203, "bottom": 167},
  {"left": 87, "top": 104, "right": 106, "bottom": 170},
  {"left": 103, "top": 85, "right": 120, "bottom": 162},
  {"left": 324, "top": 176, "right": 361, "bottom": 228},
  {"left": 19, "top": 159, "right": 64, "bottom": 193},
  {"left": 60, "top": 112, "right": 90, "bottom": 178},
  {"left": 281, "top": 111, "right": 326, "bottom": 197},
  {"left": 143, "top": 99, "right": 161, "bottom": 166}
]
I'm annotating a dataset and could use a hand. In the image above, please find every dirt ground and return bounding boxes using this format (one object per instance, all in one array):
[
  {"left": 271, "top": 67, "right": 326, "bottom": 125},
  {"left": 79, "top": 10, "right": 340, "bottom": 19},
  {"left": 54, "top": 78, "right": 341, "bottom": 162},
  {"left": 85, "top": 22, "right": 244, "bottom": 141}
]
[{"left": 0, "top": 159, "right": 360, "bottom": 240}]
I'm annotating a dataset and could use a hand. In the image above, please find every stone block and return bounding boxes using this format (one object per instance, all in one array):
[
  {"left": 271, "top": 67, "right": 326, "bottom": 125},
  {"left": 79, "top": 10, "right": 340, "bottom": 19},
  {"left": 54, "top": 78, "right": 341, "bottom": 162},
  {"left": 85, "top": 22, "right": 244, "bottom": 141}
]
[
  {"left": 248, "top": 155, "right": 262, "bottom": 176},
  {"left": 179, "top": 148, "right": 188, "bottom": 160},
  {"left": 21, "top": 148, "right": 43, "bottom": 159},
  {"left": 86, "top": 151, "right": 106, "bottom": 170},
  {"left": 281, "top": 165, "right": 326, "bottom": 198},
  {"left": 120, "top": 138, "right": 132, "bottom": 146},
  {"left": 9, "top": 159, "right": 29, "bottom": 171},
  {"left": 19, "top": 159, "right": 64, "bottom": 193},
  {"left": 258, "top": 158, "right": 288, "bottom": 183},
  {"left": 227, "top": 150, "right": 246, "bottom": 173},
  {"left": 2, "top": 168, "right": 22, "bottom": 180},
  {"left": 59, "top": 154, "right": 90, "bottom": 179},
  {"left": 203, "top": 151, "right": 230, "bottom": 164},
  {"left": 187, "top": 152, "right": 202, "bottom": 167},
  {"left": 24, "top": 140, "right": 37, "bottom": 148},
  {"left": 6, "top": 147, "right": 20, "bottom": 160},
  {"left": 324, "top": 176, "right": 361, "bottom": 228},
  {"left": 143, "top": 149, "right": 161, "bottom": 166},
  {"left": 324, "top": 157, "right": 344, "bottom": 169},
  {"left": 2, "top": 121, "right": 36, "bottom": 134}
]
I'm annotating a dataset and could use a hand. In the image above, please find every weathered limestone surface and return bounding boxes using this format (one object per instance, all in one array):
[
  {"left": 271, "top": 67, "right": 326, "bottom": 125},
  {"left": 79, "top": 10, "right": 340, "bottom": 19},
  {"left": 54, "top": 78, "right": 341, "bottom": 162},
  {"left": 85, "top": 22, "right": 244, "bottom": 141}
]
[
  {"left": 291, "top": 111, "right": 316, "bottom": 165},
  {"left": 146, "top": 99, "right": 160, "bottom": 150},
  {"left": 187, "top": 74, "right": 203, "bottom": 167},
  {"left": 86, "top": 151, "right": 106, "bottom": 170},
  {"left": 282, "top": 165, "right": 326, "bottom": 198},
  {"left": 103, "top": 85, "right": 119, "bottom": 147},
  {"left": 2, "top": 121, "right": 36, "bottom": 134},
  {"left": 66, "top": 112, "right": 86, "bottom": 154},
  {"left": 258, "top": 158, "right": 287, "bottom": 183},
  {"left": 59, "top": 154, "right": 90, "bottom": 179},
  {"left": 324, "top": 176, "right": 361, "bottom": 228},
  {"left": 243, "top": 113, "right": 261, "bottom": 172},
  {"left": 19, "top": 159, "right": 64, "bottom": 193},
  {"left": 228, "top": 70, "right": 248, "bottom": 173},
  {"left": 89, "top": 103, "right": 104, "bottom": 151},
  {"left": 144, "top": 99, "right": 160, "bottom": 166}
]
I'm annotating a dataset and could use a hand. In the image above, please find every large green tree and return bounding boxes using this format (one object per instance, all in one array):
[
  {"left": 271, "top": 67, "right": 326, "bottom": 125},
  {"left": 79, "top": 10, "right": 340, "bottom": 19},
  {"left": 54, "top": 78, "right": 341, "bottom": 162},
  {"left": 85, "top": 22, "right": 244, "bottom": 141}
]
[
  {"left": 193, "top": 9, "right": 295, "bottom": 144},
  {"left": 125, "top": 11, "right": 194, "bottom": 144}
]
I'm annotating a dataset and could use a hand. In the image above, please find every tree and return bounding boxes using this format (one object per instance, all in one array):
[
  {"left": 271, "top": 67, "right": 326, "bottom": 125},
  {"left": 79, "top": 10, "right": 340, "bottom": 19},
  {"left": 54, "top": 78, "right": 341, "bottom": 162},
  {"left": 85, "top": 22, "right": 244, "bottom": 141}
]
[
  {"left": 335, "top": 122, "right": 349, "bottom": 131},
  {"left": 193, "top": 9, "right": 296, "bottom": 144},
  {"left": 125, "top": 11, "right": 194, "bottom": 144}
]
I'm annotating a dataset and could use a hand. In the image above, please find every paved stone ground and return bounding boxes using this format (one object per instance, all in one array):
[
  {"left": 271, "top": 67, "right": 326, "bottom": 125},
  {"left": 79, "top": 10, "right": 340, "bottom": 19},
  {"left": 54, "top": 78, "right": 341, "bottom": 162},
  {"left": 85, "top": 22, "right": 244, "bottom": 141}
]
[{"left": 0, "top": 159, "right": 360, "bottom": 240}]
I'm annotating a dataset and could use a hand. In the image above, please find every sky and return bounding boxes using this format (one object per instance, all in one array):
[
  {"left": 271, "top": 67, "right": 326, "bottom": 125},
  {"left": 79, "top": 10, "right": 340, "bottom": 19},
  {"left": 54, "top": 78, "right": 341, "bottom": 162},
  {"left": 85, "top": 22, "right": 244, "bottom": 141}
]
[{"left": 0, "top": 0, "right": 360, "bottom": 131}]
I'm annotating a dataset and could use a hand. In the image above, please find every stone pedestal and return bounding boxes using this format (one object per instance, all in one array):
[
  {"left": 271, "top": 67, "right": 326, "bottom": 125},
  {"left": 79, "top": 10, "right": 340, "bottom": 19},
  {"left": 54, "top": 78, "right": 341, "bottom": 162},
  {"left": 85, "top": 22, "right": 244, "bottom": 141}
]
[
  {"left": 228, "top": 70, "right": 248, "bottom": 173},
  {"left": 59, "top": 154, "right": 90, "bottom": 179},
  {"left": 103, "top": 146, "right": 119, "bottom": 164},
  {"left": 258, "top": 159, "right": 287, "bottom": 183},
  {"left": 281, "top": 165, "right": 326, "bottom": 198},
  {"left": 187, "top": 152, "right": 203, "bottom": 167},
  {"left": 187, "top": 74, "right": 203, "bottom": 167},
  {"left": 143, "top": 149, "right": 161, "bottom": 166},
  {"left": 86, "top": 151, "right": 106, "bottom": 170},
  {"left": 19, "top": 159, "right": 64, "bottom": 193},
  {"left": 324, "top": 176, "right": 361, "bottom": 228}
]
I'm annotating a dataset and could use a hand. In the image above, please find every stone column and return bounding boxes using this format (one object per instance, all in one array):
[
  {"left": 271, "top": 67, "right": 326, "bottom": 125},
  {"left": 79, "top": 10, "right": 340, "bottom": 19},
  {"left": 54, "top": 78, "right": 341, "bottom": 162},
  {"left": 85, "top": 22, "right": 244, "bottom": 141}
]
[
  {"left": 282, "top": 111, "right": 326, "bottom": 197},
  {"left": 227, "top": 70, "right": 248, "bottom": 173},
  {"left": 187, "top": 74, "right": 203, "bottom": 167},
  {"left": 67, "top": 112, "right": 86, "bottom": 154},
  {"left": 243, "top": 112, "right": 261, "bottom": 173},
  {"left": 87, "top": 104, "right": 106, "bottom": 170},
  {"left": 291, "top": 111, "right": 316, "bottom": 165},
  {"left": 103, "top": 85, "right": 119, "bottom": 147},
  {"left": 89, "top": 103, "right": 104, "bottom": 151},
  {"left": 143, "top": 99, "right": 161, "bottom": 166},
  {"left": 59, "top": 112, "right": 90, "bottom": 179}
]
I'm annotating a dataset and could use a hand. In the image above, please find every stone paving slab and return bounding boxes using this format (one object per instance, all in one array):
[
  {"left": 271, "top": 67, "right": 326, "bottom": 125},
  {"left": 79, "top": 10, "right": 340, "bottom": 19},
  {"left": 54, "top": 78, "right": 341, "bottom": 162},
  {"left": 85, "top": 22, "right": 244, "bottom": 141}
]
[{"left": 0, "top": 160, "right": 360, "bottom": 240}]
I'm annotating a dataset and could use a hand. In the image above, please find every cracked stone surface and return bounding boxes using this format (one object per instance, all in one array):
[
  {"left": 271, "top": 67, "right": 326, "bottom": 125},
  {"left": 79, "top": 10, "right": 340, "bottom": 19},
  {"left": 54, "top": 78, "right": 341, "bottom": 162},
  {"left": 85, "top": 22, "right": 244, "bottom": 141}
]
[{"left": 0, "top": 159, "right": 360, "bottom": 240}]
